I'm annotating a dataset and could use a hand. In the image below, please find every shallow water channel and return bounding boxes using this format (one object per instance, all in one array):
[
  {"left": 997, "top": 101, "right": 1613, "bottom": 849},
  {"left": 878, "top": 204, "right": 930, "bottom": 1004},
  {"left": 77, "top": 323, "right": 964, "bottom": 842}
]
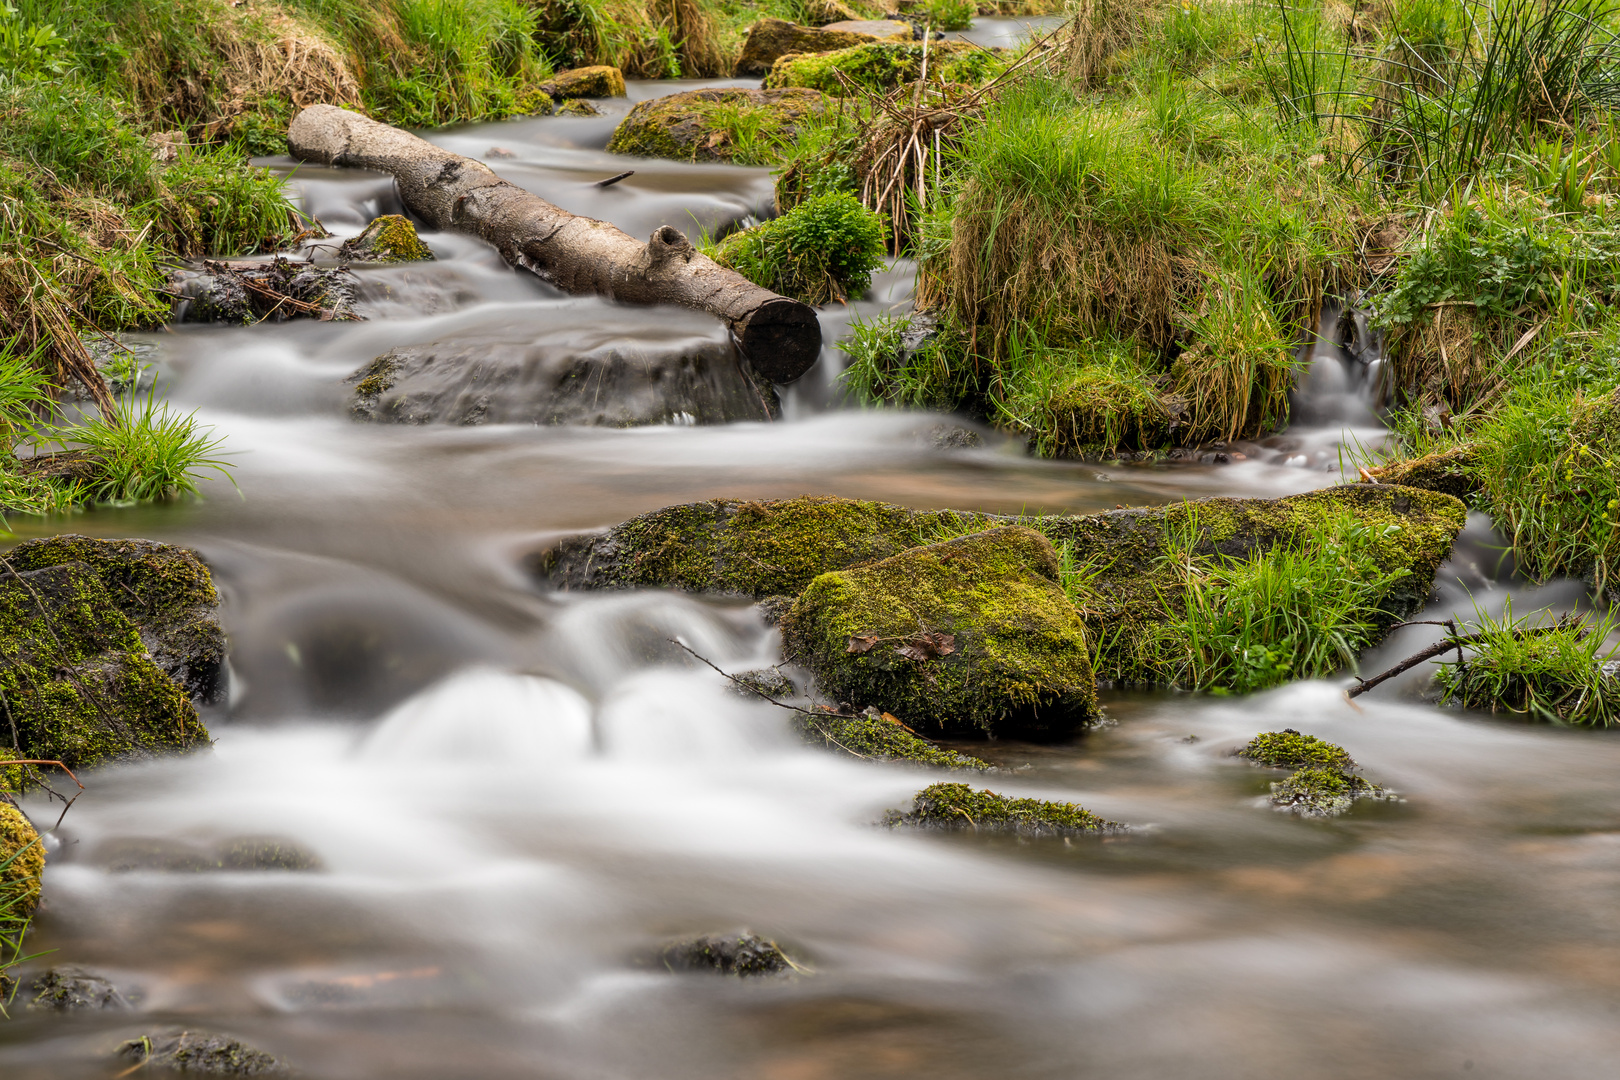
[{"left": 6, "top": 63, "right": 1620, "bottom": 1080}]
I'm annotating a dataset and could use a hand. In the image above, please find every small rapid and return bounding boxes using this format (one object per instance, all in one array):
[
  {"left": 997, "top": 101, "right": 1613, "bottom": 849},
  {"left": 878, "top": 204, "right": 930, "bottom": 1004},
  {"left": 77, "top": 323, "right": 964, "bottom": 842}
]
[{"left": 5, "top": 48, "right": 1620, "bottom": 1080}]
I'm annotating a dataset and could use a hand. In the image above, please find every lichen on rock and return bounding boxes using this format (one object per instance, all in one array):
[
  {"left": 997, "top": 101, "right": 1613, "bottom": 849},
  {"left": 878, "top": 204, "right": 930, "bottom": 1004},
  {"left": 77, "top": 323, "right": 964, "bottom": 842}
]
[
  {"left": 764, "top": 41, "right": 1003, "bottom": 94},
  {"left": 794, "top": 706, "right": 991, "bottom": 770},
  {"left": 781, "top": 527, "right": 1099, "bottom": 739},
  {"left": 338, "top": 214, "right": 435, "bottom": 263},
  {"left": 0, "top": 802, "right": 44, "bottom": 915},
  {"left": 606, "top": 87, "right": 826, "bottom": 164},
  {"left": 886, "top": 782, "right": 1123, "bottom": 836},
  {"left": 540, "top": 64, "right": 627, "bottom": 99}
]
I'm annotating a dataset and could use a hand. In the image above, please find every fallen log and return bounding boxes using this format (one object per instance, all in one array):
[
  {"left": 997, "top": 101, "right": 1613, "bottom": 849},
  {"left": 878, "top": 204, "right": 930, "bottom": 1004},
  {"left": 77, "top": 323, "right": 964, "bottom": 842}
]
[{"left": 287, "top": 104, "right": 822, "bottom": 384}]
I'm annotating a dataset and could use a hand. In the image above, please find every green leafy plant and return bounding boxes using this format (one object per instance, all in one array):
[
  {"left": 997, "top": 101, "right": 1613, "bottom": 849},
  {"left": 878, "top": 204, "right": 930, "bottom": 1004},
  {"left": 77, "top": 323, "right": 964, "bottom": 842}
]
[
  {"left": 0, "top": 2, "right": 68, "bottom": 82},
  {"left": 1436, "top": 603, "right": 1620, "bottom": 724}
]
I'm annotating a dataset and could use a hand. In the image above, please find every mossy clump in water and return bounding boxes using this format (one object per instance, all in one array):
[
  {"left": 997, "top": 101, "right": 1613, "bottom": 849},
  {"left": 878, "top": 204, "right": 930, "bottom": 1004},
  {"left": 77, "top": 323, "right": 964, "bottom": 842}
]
[
  {"left": 764, "top": 41, "right": 1003, "bottom": 94},
  {"left": 0, "top": 802, "right": 44, "bottom": 916},
  {"left": 535, "top": 494, "right": 992, "bottom": 598},
  {"left": 1270, "top": 767, "right": 1393, "bottom": 818},
  {"left": 117, "top": 1030, "right": 289, "bottom": 1076},
  {"left": 656, "top": 932, "right": 796, "bottom": 977},
  {"left": 606, "top": 87, "right": 826, "bottom": 165},
  {"left": 887, "top": 782, "right": 1123, "bottom": 836},
  {"left": 1238, "top": 729, "right": 1355, "bottom": 771},
  {"left": 0, "top": 539, "right": 217, "bottom": 773},
  {"left": 795, "top": 707, "right": 990, "bottom": 770},
  {"left": 782, "top": 527, "right": 1098, "bottom": 739},
  {"left": 339, "top": 215, "right": 435, "bottom": 264},
  {"left": 709, "top": 192, "right": 887, "bottom": 305}
]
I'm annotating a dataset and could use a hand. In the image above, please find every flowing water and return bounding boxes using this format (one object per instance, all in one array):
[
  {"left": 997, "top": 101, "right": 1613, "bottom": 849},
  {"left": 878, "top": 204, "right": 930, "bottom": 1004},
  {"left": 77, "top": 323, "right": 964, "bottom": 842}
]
[{"left": 6, "top": 50, "right": 1620, "bottom": 1079}]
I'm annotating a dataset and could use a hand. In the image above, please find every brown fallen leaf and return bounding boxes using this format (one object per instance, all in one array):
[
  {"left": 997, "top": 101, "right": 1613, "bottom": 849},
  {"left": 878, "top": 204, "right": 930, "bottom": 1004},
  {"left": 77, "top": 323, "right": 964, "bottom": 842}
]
[{"left": 847, "top": 634, "right": 879, "bottom": 654}]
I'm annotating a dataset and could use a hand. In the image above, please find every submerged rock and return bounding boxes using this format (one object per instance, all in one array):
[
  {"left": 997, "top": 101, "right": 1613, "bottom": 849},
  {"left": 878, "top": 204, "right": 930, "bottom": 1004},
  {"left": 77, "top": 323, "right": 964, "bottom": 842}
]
[
  {"left": 337, "top": 214, "right": 435, "bottom": 263},
  {"left": 28, "top": 967, "right": 129, "bottom": 1012},
  {"left": 733, "top": 17, "right": 892, "bottom": 76},
  {"left": 0, "top": 546, "right": 213, "bottom": 771},
  {"left": 540, "top": 64, "right": 626, "bottom": 99},
  {"left": 655, "top": 932, "right": 797, "bottom": 976},
  {"left": 782, "top": 527, "right": 1098, "bottom": 738},
  {"left": 117, "top": 1031, "right": 290, "bottom": 1076},
  {"left": 0, "top": 802, "right": 44, "bottom": 914},
  {"left": 795, "top": 707, "right": 991, "bottom": 770},
  {"left": 93, "top": 835, "right": 322, "bottom": 873},
  {"left": 168, "top": 256, "right": 359, "bottom": 324},
  {"left": 606, "top": 86, "right": 825, "bottom": 163},
  {"left": 345, "top": 319, "right": 778, "bottom": 427},
  {"left": 764, "top": 41, "right": 1003, "bottom": 94},
  {"left": 886, "top": 782, "right": 1123, "bottom": 836}
]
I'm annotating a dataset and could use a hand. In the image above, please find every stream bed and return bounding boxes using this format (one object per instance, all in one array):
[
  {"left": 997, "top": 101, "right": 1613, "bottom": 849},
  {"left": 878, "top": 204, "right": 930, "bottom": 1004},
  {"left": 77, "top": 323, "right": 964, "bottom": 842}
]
[{"left": 4, "top": 65, "right": 1620, "bottom": 1080}]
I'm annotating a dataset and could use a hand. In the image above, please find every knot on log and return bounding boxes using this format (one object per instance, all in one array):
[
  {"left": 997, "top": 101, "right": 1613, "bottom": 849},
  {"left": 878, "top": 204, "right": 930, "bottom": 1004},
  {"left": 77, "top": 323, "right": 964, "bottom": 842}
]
[{"left": 648, "top": 225, "right": 695, "bottom": 265}]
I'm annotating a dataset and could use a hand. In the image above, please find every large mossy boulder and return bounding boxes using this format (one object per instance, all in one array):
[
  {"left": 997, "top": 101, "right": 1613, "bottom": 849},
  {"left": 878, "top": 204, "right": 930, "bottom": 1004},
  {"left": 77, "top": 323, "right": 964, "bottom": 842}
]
[
  {"left": 1, "top": 801, "right": 44, "bottom": 915},
  {"left": 764, "top": 41, "right": 1003, "bottom": 94},
  {"left": 606, "top": 87, "right": 826, "bottom": 164},
  {"left": 534, "top": 494, "right": 992, "bottom": 597},
  {"left": 780, "top": 527, "right": 1098, "bottom": 738},
  {"left": 0, "top": 536, "right": 220, "bottom": 770},
  {"left": 734, "top": 17, "right": 896, "bottom": 76}
]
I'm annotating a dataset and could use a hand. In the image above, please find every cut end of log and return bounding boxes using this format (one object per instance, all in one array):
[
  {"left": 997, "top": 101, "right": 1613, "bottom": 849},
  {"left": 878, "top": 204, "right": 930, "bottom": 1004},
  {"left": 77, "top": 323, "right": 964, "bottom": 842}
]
[{"left": 734, "top": 297, "right": 821, "bottom": 384}]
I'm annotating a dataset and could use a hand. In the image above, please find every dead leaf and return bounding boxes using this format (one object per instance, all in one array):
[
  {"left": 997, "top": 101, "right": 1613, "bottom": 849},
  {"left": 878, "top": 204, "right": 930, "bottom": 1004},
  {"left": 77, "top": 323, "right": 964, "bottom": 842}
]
[
  {"left": 894, "top": 643, "right": 930, "bottom": 662},
  {"left": 846, "top": 634, "right": 879, "bottom": 654}
]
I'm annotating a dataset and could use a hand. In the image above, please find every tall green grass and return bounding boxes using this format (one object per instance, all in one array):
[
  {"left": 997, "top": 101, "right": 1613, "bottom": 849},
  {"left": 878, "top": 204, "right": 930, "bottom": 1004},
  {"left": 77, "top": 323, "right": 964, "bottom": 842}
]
[{"left": 1436, "top": 603, "right": 1620, "bottom": 724}]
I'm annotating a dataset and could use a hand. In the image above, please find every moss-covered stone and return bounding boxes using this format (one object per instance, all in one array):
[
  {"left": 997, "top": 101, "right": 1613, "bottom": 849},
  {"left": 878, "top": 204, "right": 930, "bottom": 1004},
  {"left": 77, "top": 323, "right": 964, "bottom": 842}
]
[
  {"left": 1364, "top": 444, "right": 1480, "bottom": 499},
  {"left": 734, "top": 17, "right": 893, "bottom": 77},
  {"left": 606, "top": 87, "right": 826, "bottom": 164},
  {"left": 117, "top": 1031, "right": 289, "bottom": 1076},
  {"left": 886, "top": 781, "right": 1123, "bottom": 836},
  {"left": 554, "top": 98, "right": 600, "bottom": 116},
  {"left": 1238, "top": 729, "right": 1354, "bottom": 771},
  {"left": 3, "top": 535, "right": 226, "bottom": 702},
  {"left": 540, "top": 65, "right": 627, "bottom": 99},
  {"left": 795, "top": 707, "right": 990, "bottom": 769},
  {"left": 0, "top": 801, "right": 44, "bottom": 915},
  {"left": 781, "top": 527, "right": 1098, "bottom": 738},
  {"left": 338, "top": 214, "right": 435, "bottom": 263},
  {"left": 1269, "top": 766, "right": 1393, "bottom": 818},
  {"left": 764, "top": 41, "right": 1004, "bottom": 94},
  {"left": 535, "top": 494, "right": 991, "bottom": 598},
  {"left": 28, "top": 967, "right": 129, "bottom": 1012}
]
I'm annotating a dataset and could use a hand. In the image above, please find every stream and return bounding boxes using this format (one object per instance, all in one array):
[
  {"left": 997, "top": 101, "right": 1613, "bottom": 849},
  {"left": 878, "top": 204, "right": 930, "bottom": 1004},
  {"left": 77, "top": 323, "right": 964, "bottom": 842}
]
[{"left": 5, "top": 50, "right": 1620, "bottom": 1079}]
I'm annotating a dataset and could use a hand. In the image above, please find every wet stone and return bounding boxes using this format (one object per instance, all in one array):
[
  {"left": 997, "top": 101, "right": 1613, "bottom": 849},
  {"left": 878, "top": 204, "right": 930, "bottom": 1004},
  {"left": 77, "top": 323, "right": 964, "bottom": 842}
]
[
  {"left": 656, "top": 932, "right": 797, "bottom": 977},
  {"left": 28, "top": 967, "right": 130, "bottom": 1012},
  {"left": 168, "top": 257, "right": 359, "bottom": 324},
  {"left": 117, "top": 1030, "right": 290, "bottom": 1076},
  {"left": 729, "top": 667, "right": 796, "bottom": 700}
]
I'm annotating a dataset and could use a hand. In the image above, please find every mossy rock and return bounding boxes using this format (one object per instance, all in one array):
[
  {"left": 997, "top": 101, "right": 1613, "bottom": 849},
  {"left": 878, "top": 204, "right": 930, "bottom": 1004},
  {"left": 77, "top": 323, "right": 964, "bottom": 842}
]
[
  {"left": 0, "top": 537, "right": 219, "bottom": 771},
  {"left": 1238, "top": 729, "right": 1354, "bottom": 771},
  {"left": 654, "top": 932, "right": 796, "bottom": 976},
  {"left": 555, "top": 99, "right": 600, "bottom": 117},
  {"left": 781, "top": 527, "right": 1098, "bottom": 739},
  {"left": 534, "top": 494, "right": 992, "bottom": 598},
  {"left": 540, "top": 65, "right": 627, "bottom": 99},
  {"left": 794, "top": 707, "right": 990, "bottom": 769},
  {"left": 1364, "top": 444, "right": 1480, "bottom": 499},
  {"left": 885, "top": 782, "right": 1123, "bottom": 836},
  {"left": 764, "top": 41, "right": 1003, "bottom": 94},
  {"left": 1269, "top": 766, "right": 1393, "bottom": 818},
  {"left": 606, "top": 87, "right": 826, "bottom": 164},
  {"left": 117, "top": 1030, "right": 289, "bottom": 1076},
  {"left": 28, "top": 967, "right": 129, "bottom": 1012},
  {"left": 4, "top": 534, "right": 226, "bottom": 702},
  {"left": 734, "top": 17, "right": 892, "bottom": 77},
  {"left": 338, "top": 215, "right": 435, "bottom": 263},
  {"left": 0, "top": 801, "right": 44, "bottom": 915}
]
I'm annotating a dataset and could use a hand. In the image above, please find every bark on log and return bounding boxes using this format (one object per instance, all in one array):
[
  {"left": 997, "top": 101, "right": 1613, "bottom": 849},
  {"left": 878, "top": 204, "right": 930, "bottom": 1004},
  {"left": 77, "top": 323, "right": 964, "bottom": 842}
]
[{"left": 287, "top": 104, "right": 821, "bottom": 384}]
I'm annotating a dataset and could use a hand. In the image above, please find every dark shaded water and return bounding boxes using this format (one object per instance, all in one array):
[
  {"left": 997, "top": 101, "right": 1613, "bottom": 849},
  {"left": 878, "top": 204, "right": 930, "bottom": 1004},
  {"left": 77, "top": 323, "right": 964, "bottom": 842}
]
[{"left": 5, "top": 38, "right": 1620, "bottom": 1078}]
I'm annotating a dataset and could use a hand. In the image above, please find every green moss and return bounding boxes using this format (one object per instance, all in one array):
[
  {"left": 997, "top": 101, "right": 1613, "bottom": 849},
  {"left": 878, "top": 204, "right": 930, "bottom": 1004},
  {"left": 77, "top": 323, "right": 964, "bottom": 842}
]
[
  {"left": 1365, "top": 444, "right": 1482, "bottom": 499},
  {"left": 764, "top": 41, "right": 1004, "bottom": 94},
  {"left": 794, "top": 708, "right": 990, "bottom": 770},
  {"left": 1238, "top": 729, "right": 1354, "bottom": 770},
  {"left": 709, "top": 192, "right": 886, "bottom": 305},
  {"left": 606, "top": 86, "right": 825, "bottom": 165},
  {"left": 338, "top": 214, "right": 436, "bottom": 263},
  {"left": 1270, "top": 766, "right": 1391, "bottom": 818},
  {"left": 0, "top": 562, "right": 209, "bottom": 770},
  {"left": 886, "top": 781, "right": 1123, "bottom": 836},
  {"left": 541, "top": 64, "right": 626, "bottom": 98},
  {"left": 781, "top": 527, "right": 1098, "bottom": 738},
  {"left": 0, "top": 802, "right": 44, "bottom": 916}
]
